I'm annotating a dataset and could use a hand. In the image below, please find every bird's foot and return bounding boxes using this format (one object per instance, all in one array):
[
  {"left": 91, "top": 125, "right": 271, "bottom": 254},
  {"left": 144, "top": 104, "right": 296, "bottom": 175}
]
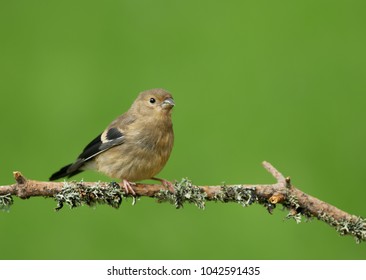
[
  {"left": 122, "top": 179, "right": 136, "bottom": 195},
  {"left": 152, "top": 177, "right": 175, "bottom": 193}
]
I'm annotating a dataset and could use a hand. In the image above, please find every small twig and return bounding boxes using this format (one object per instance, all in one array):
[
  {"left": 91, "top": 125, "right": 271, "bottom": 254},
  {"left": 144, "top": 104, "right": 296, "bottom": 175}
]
[{"left": 0, "top": 161, "right": 365, "bottom": 243}]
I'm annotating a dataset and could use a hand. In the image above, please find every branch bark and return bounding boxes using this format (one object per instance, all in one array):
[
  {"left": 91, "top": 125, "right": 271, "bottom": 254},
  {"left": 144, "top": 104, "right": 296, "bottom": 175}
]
[{"left": 0, "top": 161, "right": 365, "bottom": 243}]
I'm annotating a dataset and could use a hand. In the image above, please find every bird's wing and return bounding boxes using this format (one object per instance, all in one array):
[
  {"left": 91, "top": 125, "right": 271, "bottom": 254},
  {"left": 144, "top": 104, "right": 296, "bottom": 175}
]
[
  {"left": 50, "top": 113, "right": 137, "bottom": 180},
  {"left": 49, "top": 127, "right": 126, "bottom": 180},
  {"left": 63, "top": 127, "right": 125, "bottom": 175},
  {"left": 78, "top": 127, "right": 125, "bottom": 162}
]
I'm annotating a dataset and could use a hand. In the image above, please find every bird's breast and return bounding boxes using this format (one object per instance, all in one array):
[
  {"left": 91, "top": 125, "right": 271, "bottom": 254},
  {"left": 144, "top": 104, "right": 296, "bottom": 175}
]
[{"left": 95, "top": 123, "right": 173, "bottom": 182}]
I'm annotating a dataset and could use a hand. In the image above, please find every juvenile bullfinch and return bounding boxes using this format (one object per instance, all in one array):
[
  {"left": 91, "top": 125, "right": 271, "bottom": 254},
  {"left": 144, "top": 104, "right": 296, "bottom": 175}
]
[{"left": 50, "top": 88, "right": 175, "bottom": 194}]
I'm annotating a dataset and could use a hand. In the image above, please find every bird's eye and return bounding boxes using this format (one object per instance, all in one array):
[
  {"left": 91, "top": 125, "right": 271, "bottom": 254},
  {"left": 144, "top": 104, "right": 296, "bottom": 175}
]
[{"left": 149, "top": 98, "right": 156, "bottom": 104}]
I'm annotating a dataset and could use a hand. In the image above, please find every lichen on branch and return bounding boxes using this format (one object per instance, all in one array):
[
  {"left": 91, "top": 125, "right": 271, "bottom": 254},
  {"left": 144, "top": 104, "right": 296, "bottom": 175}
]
[{"left": 0, "top": 161, "right": 365, "bottom": 243}]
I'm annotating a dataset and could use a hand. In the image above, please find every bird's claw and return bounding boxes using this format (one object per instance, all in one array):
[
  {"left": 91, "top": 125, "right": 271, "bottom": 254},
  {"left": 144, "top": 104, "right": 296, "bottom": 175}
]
[
  {"left": 152, "top": 177, "right": 175, "bottom": 193},
  {"left": 163, "top": 180, "right": 175, "bottom": 193},
  {"left": 122, "top": 179, "right": 136, "bottom": 196}
]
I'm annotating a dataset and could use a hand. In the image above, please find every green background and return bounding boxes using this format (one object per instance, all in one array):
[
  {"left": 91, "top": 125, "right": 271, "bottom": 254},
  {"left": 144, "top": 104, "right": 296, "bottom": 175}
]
[{"left": 1, "top": 0, "right": 365, "bottom": 259}]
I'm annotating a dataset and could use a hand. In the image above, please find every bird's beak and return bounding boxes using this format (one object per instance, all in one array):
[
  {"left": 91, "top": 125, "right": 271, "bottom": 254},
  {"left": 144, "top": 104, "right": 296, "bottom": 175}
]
[{"left": 162, "top": 97, "right": 175, "bottom": 108}]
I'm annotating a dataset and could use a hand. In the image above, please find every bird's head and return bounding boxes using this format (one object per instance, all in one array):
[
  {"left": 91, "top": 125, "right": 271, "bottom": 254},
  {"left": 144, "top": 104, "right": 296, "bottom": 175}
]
[{"left": 132, "top": 88, "right": 175, "bottom": 118}]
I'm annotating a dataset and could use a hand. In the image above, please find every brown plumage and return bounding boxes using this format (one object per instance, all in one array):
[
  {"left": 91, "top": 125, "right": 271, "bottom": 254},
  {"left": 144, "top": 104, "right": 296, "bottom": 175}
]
[{"left": 50, "top": 88, "right": 175, "bottom": 194}]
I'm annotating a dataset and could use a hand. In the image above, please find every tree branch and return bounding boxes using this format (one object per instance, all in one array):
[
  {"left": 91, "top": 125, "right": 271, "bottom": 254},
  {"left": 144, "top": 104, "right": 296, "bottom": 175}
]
[{"left": 0, "top": 161, "right": 365, "bottom": 243}]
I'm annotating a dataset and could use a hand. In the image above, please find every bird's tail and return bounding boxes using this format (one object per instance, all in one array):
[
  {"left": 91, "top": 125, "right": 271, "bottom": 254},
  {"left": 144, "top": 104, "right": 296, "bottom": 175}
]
[{"left": 49, "top": 164, "right": 83, "bottom": 181}]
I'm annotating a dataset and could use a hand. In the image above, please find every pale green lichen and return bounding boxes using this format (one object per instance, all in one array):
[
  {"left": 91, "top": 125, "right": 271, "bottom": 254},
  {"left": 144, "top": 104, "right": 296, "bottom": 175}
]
[
  {"left": 213, "top": 185, "right": 257, "bottom": 207},
  {"left": 155, "top": 182, "right": 259, "bottom": 210},
  {"left": 282, "top": 194, "right": 303, "bottom": 223},
  {"left": 286, "top": 212, "right": 302, "bottom": 224},
  {"left": 54, "top": 181, "right": 124, "bottom": 210},
  {"left": 155, "top": 178, "right": 206, "bottom": 209},
  {"left": 0, "top": 194, "right": 13, "bottom": 212},
  {"left": 286, "top": 194, "right": 300, "bottom": 210},
  {"left": 317, "top": 211, "right": 366, "bottom": 243}
]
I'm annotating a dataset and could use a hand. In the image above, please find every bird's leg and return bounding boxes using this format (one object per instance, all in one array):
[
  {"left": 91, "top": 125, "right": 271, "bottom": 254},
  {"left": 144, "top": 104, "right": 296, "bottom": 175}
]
[
  {"left": 121, "top": 179, "right": 136, "bottom": 195},
  {"left": 152, "top": 177, "right": 175, "bottom": 193}
]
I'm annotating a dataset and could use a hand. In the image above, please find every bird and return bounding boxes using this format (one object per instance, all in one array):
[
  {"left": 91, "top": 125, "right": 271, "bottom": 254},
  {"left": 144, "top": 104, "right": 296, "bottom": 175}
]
[{"left": 49, "top": 88, "right": 175, "bottom": 195}]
